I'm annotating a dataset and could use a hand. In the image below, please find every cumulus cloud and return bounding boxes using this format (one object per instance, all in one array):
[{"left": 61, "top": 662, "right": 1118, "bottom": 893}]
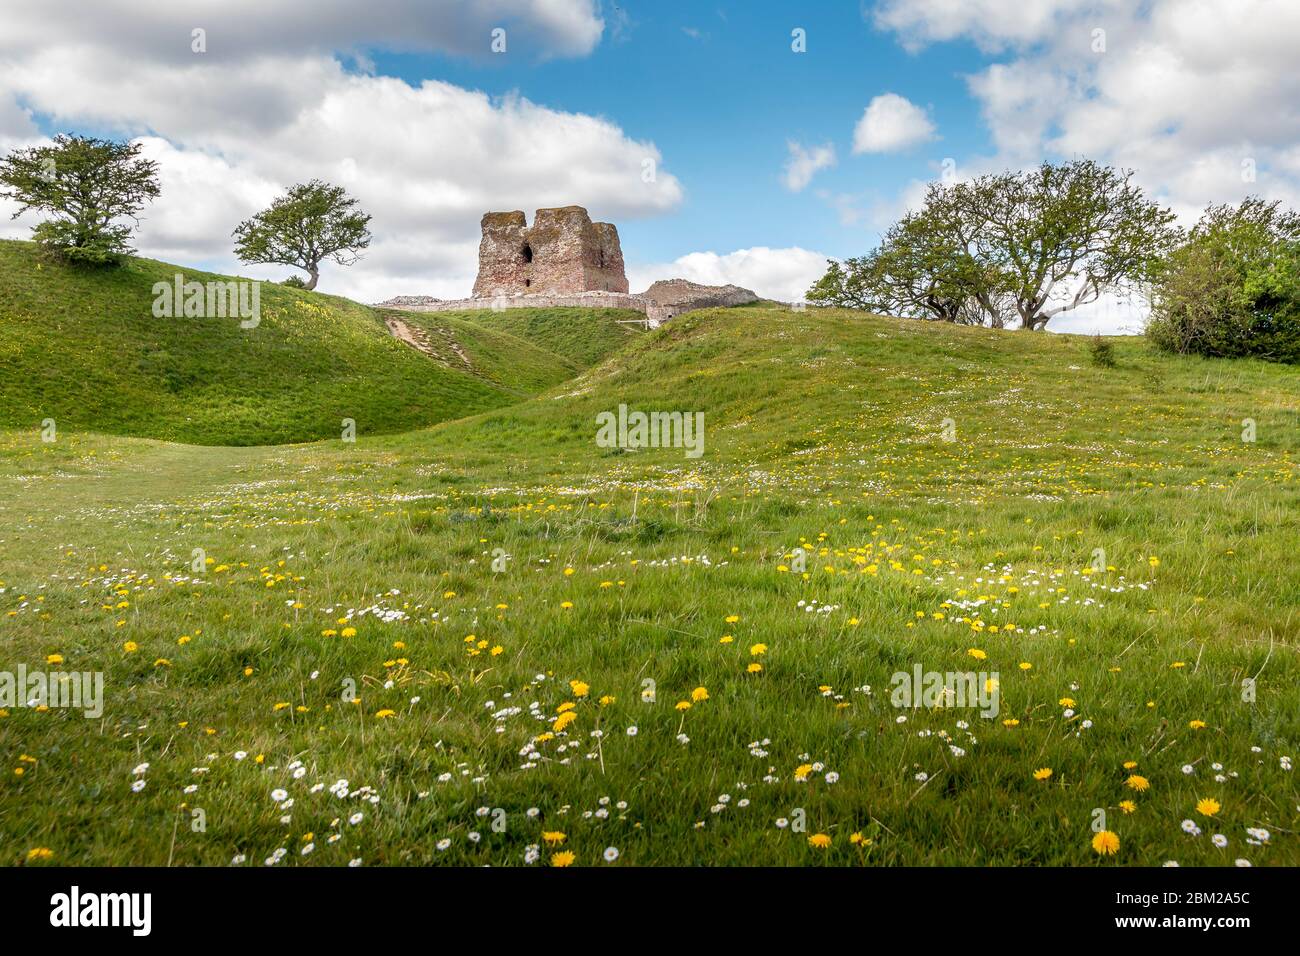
[
  {"left": 782, "top": 141, "right": 836, "bottom": 192},
  {"left": 872, "top": 0, "right": 1096, "bottom": 52},
  {"left": 628, "top": 247, "right": 830, "bottom": 303},
  {"left": 0, "top": 0, "right": 606, "bottom": 64},
  {"left": 867, "top": 0, "right": 1300, "bottom": 331},
  {"left": 0, "top": 1, "right": 688, "bottom": 298},
  {"left": 852, "top": 93, "right": 937, "bottom": 154},
  {"left": 873, "top": 0, "right": 1300, "bottom": 220}
]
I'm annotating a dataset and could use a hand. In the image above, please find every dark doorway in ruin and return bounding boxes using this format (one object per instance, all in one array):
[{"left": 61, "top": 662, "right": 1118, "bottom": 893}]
[{"left": 522, "top": 243, "right": 533, "bottom": 263}]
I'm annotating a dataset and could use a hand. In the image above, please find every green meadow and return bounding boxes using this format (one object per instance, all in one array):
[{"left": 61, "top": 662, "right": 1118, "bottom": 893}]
[{"left": 1, "top": 248, "right": 1297, "bottom": 866}]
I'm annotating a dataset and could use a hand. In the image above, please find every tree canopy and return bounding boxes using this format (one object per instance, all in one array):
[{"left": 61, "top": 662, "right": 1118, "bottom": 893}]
[
  {"left": 808, "top": 160, "right": 1180, "bottom": 331},
  {"left": 232, "top": 180, "right": 372, "bottom": 291},
  {"left": 1146, "top": 198, "right": 1300, "bottom": 362},
  {"left": 0, "top": 135, "right": 160, "bottom": 265}
]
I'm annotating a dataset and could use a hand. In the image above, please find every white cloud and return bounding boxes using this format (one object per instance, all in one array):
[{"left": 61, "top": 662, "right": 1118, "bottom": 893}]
[
  {"left": 1049, "top": 292, "right": 1149, "bottom": 336},
  {"left": 782, "top": 141, "right": 836, "bottom": 192},
  {"left": 0, "top": 1, "right": 685, "bottom": 299},
  {"left": 872, "top": 0, "right": 1095, "bottom": 52},
  {"left": 870, "top": 0, "right": 1300, "bottom": 331},
  {"left": 874, "top": 0, "right": 1300, "bottom": 221},
  {"left": 852, "top": 93, "right": 937, "bottom": 154},
  {"left": 0, "top": 0, "right": 605, "bottom": 63},
  {"left": 628, "top": 247, "right": 831, "bottom": 303}
]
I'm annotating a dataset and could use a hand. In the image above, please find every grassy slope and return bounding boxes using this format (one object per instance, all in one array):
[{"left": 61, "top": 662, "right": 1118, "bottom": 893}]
[
  {"left": 1, "top": 304, "right": 1297, "bottom": 867},
  {"left": 380, "top": 306, "right": 644, "bottom": 397},
  {"left": 0, "top": 241, "right": 599, "bottom": 445},
  {"left": 453, "top": 307, "right": 646, "bottom": 368}
]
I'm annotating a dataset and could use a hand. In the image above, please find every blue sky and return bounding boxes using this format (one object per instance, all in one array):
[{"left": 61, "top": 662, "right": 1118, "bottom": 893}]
[
  {"left": 3, "top": 1, "right": 1298, "bottom": 332},
  {"left": 371, "top": 1, "right": 988, "bottom": 266}
]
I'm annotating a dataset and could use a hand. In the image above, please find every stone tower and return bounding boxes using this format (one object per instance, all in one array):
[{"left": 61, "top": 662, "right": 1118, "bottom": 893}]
[{"left": 471, "top": 205, "right": 629, "bottom": 298}]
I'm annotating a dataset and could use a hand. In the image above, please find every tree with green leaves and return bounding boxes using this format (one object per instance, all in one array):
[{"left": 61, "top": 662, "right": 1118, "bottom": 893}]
[
  {"left": 808, "top": 159, "right": 1179, "bottom": 331},
  {"left": 1147, "top": 198, "right": 1300, "bottom": 362},
  {"left": 232, "top": 180, "right": 372, "bottom": 291},
  {"left": 0, "top": 134, "right": 160, "bottom": 265},
  {"left": 808, "top": 194, "right": 1011, "bottom": 326},
  {"left": 954, "top": 160, "right": 1180, "bottom": 330}
]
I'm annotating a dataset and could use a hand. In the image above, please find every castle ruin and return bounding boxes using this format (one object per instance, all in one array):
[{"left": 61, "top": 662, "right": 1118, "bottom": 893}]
[
  {"left": 380, "top": 205, "right": 759, "bottom": 329},
  {"left": 472, "top": 206, "right": 628, "bottom": 297}
]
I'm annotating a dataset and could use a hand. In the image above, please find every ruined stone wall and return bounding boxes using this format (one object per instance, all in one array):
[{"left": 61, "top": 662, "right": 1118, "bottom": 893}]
[
  {"left": 641, "top": 279, "right": 759, "bottom": 325},
  {"left": 397, "top": 291, "right": 649, "bottom": 315},
  {"left": 471, "top": 206, "right": 629, "bottom": 298}
]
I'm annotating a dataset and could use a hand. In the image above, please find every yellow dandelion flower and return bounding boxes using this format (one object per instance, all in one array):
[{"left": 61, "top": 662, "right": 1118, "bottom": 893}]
[
  {"left": 1033, "top": 767, "right": 1053, "bottom": 781},
  {"left": 1092, "top": 830, "right": 1120, "bottom": 855},
  {"left": 1196, "top": 798, "right": 1220, "bottom": 817},
  {"left": 1125, "top": 774, "right": 1149, "bottom": 792},
  {"left": 808, "top": 833, "right": 832, "bottom": 848},
  {"left": 542, "top": 831, "right": 566, "bottom": 846},
  {"left": 691, "top": 686, "right": 709, "bottom": 702},
  {"left": 551, "top": 851, "right": 575, "bottom": 867}
]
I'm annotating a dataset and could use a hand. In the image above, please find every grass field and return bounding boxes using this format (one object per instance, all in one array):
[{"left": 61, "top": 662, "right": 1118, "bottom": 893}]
[{"left": 1, "top": 268, "right": 1297, "bottom": 867}]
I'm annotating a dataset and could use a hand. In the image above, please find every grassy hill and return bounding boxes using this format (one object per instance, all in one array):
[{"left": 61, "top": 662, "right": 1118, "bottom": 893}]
[
  {"left": 2, "top": 300, "right": 1298, "bottom": 867},
  {"left": 378, "top": 305, "right": 643, "bottom": 397},
  {"left": 0, "top": 241, "right": 642, "bottom": 445}
]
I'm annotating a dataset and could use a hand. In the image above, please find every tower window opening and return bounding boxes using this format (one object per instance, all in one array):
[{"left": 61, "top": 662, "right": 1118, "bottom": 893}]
[{"left": 522, "top": 243, "right": 533, "bottom": 264}]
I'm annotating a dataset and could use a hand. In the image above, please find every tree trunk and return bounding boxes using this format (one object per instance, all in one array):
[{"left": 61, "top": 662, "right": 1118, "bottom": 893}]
[{"left": 304, "top": 267, "right": 319, "bottom": 291}]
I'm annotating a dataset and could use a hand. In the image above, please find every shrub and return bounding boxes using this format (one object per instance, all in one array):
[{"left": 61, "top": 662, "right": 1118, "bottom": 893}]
[
  {"left": 281, "top": 275, "right": 308, "bottom": 288},
  {"left": 1089, "top": 334, "right": 1117, "bottom": 368},
  {"left": 1147, "top": 199, "right": 1300, "bottom": 363}
]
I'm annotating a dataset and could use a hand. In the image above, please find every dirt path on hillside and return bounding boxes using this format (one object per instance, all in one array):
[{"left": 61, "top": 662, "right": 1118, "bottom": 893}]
[
  {"left": 383, "top": 312, "right": 475, "bottom": 373},
  {"left": 384, "top": 314, "right": 436, "bottom": 355}
]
